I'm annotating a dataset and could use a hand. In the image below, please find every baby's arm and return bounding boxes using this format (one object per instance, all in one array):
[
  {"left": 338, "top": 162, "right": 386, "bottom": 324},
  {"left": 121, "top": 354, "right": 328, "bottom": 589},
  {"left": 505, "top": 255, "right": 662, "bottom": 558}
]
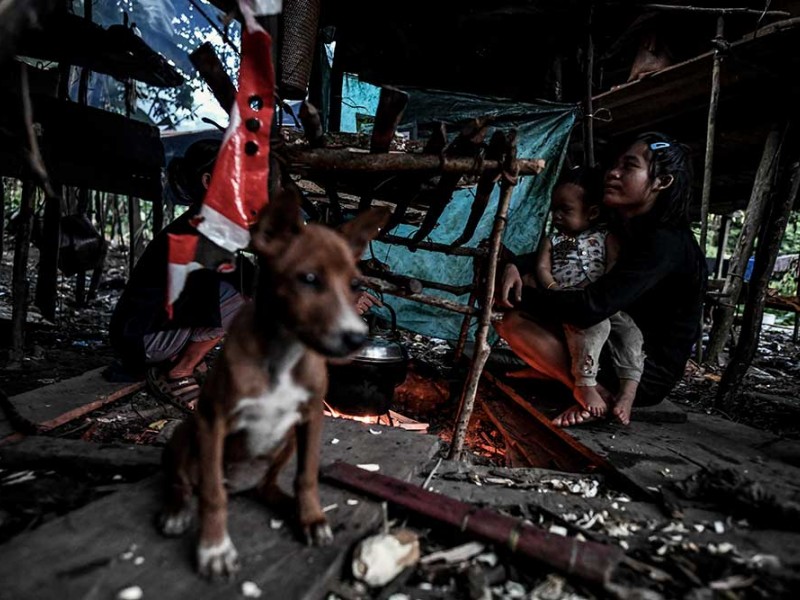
[
  {"left": 535, "top": 236, "right": 558, "bottom": 289},
  {"left": 605, "top": 232, "right": 621, "bottom": 273}
]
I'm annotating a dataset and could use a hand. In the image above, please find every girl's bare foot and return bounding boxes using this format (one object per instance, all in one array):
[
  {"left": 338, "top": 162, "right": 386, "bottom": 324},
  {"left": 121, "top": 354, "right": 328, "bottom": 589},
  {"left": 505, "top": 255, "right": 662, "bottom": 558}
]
[
  {"left": 611, "top": 379, "right": 639, "bottom": 425},
  {"left": 611, "top": 392, "right": 636, "bottom": 425},
  {"left": 552, "top": 405, "right": 595, "bottom": 427},
  {"left": 573, "top": 385, "right": 608, "bottom": 417}
]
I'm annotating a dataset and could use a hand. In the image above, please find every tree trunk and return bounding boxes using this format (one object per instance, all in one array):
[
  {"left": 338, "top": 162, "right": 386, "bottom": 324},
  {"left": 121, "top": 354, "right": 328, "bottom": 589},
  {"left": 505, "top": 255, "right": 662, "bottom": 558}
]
[
  {"left": 705, "top": 123, "right": 785, "bottom": 364},
  {"left": 716, "top": 144, "right": 800, "bottom": 408},
  {"left": 10, "top": 182, "right": 36, "bottom": 365}
]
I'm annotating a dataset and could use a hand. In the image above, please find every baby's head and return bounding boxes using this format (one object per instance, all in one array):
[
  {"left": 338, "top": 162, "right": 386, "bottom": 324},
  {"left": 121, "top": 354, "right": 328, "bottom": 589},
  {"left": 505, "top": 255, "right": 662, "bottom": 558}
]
[{"left": 550, "top": 167, "right": 603, "bottom": 236}]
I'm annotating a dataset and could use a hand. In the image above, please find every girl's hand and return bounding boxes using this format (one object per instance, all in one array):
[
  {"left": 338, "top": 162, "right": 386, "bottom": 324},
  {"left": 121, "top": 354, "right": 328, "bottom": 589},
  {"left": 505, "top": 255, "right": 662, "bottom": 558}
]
[
  {"left": 355, "top": 291, "right": 382, "bottom": 315},
  {"left": 497, "top": 264, "right": 523, "bottom": 308}
]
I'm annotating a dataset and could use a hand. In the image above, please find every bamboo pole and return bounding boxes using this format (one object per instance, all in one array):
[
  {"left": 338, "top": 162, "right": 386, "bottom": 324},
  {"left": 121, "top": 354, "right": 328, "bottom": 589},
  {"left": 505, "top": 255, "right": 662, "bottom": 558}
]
[
  {"left": 10, "top": 182, "right": 35, "bottom": 366},
  {"left": 705, "top": 124, "right": 784, "bottom": 365},
  {"left": 322, "top": 461, "right": 624, "bottom": 585},
  {"left": 449, "top": 132, "right": 519, "bottom": 460},
  {"left": 717, "top": 147, "right": 800, "bottom": 408}
]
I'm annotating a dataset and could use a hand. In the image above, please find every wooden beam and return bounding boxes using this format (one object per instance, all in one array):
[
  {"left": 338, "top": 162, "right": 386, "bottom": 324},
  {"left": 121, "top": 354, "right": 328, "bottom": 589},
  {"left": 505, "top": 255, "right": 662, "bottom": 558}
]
[{"left": 283, "top": 146, "right": 546, "bottom": 176}]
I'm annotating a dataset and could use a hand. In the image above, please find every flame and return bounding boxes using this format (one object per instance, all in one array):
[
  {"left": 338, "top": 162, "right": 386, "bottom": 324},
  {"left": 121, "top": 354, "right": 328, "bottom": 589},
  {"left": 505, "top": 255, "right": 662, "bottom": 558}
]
[{"left": 323, "top": 401, "right": 381, "bottom": 424}]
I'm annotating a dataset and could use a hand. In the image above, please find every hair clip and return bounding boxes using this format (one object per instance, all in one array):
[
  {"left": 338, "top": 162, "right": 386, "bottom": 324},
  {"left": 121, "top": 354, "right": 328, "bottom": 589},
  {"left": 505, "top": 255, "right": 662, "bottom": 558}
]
[{"left": 650, "top": 141, "right": 671, "bottom": 151}]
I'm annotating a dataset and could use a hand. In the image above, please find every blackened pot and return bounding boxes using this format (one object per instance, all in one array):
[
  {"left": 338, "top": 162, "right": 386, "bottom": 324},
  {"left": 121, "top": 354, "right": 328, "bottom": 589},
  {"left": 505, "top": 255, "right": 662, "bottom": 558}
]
[{"left": 326, "top": 336, "right": 409, "bottom": 416}]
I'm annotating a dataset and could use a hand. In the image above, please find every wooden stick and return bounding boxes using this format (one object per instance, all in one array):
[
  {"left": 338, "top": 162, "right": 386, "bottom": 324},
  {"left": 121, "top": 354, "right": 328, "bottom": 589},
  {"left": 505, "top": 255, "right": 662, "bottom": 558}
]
[
  {"left": 379, "top": 234, "right": 488, "bottom": 257},
  {"left": 705, "top": 123, "right": 785, "bottom": 364},
  {"left": 190, "top": 42, "right": 237, "bottom": 114},
  {"left": 641, "top": 4, "right": 789, "bottom": 17},
  {"left": 697, "top": 16, "right": 725, "bottom": 363},
  {"left": 713, "top": 214, "right": 731, "bottom": 279},
  {"left": 450, "top": 132, "right": 518, "bottom": 460},
  {"left": 10, "top": 181, "right": 36, "bottom": 366},
  {"left": 321, "top": 461, "right": 624, "bottom": 585},
  {"left": 717, "top": 148, "right": 800, "bottom": 408},
  {"left": 699, "top": 16, "right": 724, "bottom": 256},
  {"left": 361, "top": 277, "right": 485, "bottom": 317},
  {"left": 283, "top": 146, "right": 546, "bottom": 176},
  {"left": 584, "top": 5, "right": 595, "bottom": 168},
  {"left": 0, "top": 178, "right": 5, "bottom": 265}
]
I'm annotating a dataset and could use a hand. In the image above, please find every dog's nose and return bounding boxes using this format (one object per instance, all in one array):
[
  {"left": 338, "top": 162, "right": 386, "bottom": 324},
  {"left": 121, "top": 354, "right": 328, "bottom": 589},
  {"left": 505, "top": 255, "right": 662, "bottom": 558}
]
[{"left": 341, "top": 331, "right": 367, "bottom": 351}]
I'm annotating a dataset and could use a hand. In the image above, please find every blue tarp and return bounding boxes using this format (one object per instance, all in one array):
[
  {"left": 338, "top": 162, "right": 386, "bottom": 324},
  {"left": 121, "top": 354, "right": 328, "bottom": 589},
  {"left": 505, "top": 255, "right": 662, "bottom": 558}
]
[{"left": 341, "top": 76, "right": 579, "bottom": 341}]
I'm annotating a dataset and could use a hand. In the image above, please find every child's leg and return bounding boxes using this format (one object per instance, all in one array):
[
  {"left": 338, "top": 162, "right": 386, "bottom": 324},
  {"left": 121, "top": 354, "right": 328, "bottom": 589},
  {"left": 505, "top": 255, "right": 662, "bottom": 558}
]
[
  {"left": 606, "top": 312, "right": 645, "bottom": 425},
  {"left": 563, "top": 320, "right": 611, "bottom": 417}
]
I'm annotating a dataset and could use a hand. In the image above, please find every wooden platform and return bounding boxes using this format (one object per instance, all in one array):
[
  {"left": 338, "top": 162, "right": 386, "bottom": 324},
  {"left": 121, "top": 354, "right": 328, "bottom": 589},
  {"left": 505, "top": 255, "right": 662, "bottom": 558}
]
[
  {"left": 0, "top": 367, "right": 144, "bottom": 440},
  {"left": 0, "top": 417, "right": 440, "bottom": 600}
]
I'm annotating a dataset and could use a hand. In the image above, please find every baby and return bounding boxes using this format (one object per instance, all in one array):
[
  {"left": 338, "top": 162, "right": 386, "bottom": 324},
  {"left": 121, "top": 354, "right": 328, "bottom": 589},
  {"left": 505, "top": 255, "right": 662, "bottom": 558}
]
[{"left": 535, "top": 171, "right": 645, "bottom": 419}]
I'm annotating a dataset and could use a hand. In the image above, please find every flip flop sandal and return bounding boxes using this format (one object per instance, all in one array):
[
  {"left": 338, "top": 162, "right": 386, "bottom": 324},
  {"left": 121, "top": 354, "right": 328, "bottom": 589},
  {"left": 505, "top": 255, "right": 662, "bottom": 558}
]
[{"left": 146, "top": 367, "right": 200, "bottom": 413}]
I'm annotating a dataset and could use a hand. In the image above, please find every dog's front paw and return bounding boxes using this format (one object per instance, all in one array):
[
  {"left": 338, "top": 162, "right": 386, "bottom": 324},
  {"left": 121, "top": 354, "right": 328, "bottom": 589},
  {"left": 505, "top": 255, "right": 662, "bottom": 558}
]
[
  {"left": 197, "top": 535, "right": 240, "bottom": 579},
  {"left": 304, "top": 520, "right": 334, "bottom": 547},
  {"left": 158, "top": 510, "right": 192, "bottom": 536}
]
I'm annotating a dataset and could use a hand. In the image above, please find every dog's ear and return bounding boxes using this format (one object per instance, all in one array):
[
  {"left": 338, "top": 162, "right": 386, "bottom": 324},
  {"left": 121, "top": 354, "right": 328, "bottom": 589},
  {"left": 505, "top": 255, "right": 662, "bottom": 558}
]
[
  {"left": 250, "top": 187, "right": 304, "bottom": 257},
  {"left": 339, "top": 207, "right": 391, "bottom": 259}
]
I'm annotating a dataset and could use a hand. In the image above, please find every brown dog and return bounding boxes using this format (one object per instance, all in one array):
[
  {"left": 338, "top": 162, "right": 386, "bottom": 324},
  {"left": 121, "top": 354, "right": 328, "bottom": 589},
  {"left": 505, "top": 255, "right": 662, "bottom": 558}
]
[{"left": 158, "top": 189, "right": 390, "bottom": 578}]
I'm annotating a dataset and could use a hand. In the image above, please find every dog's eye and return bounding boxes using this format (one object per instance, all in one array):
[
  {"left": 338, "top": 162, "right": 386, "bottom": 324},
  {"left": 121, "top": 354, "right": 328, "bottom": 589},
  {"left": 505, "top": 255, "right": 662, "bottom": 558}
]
[
  {"left": 350, "top": 278, "right": 361, "bottom": 292},
  {"left": 298, "top": 272, "right": 322, "bottom": 288}
]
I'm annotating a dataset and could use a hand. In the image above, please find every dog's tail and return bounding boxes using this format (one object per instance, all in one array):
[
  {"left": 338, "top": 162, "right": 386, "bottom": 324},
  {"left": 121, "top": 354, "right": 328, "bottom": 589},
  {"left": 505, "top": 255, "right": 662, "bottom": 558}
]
[{"left": 0, "top": 388, "right": 42, "bottom": 435}]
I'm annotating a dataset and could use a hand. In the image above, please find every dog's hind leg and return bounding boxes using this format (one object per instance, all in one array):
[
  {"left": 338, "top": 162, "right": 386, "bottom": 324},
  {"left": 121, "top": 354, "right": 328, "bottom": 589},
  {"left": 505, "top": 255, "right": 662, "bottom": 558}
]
[
  {"left": 294, "top": 403, "right": 333, "bottom": 547},
  {"left": 159, "top": 421, "right": 196, "bottom": 536}
]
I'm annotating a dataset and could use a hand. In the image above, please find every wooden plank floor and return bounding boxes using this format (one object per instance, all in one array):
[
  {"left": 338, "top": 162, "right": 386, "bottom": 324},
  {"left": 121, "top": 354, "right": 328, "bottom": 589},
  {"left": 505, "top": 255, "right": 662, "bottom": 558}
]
[
  {"left": 0, "top": 417, "right": 440, "bottom": 600},
  {"left": 566, "top": 412, "right": 800, "bottom": 498},
  {"left": 0, "top": 367, "right": 144, "bottom": 440}
]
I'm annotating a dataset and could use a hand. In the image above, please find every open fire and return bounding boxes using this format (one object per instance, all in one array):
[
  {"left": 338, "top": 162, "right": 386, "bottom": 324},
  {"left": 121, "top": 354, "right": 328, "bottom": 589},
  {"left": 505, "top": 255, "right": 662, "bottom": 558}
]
[{"left": 323, "top": 401, "right": 429, "bottom": 433}]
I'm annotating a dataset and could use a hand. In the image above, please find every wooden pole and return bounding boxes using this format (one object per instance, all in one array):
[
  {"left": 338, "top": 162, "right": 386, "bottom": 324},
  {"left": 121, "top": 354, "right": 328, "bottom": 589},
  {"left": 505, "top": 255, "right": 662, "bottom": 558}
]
[
  {"left": 449, "top": 132, "right": 519, "bottom": 460},
  {"left": 717, "top": 144, "right": 800, "bottom": 408},
  {"left": 190, "top": 42, "right": 237, "bottom": 113},
  {"left": 794, "top": 258, "right": 800, "bottom": 343},
  {"left": 284, "top": 146, "right": 545, "bottom": 176},
  {"left": 0, "top": 177, "right": 5, "bottom": 265},
  {"left": 705, "top": 123, "right": 784, "bottom": 365},
  {"left": 696, "top": 16, "right": 725, "bottom": 364},
  {"left": 700, "top": 17, "right": 724, "bottom": 254},
  {"left": 640, "top": 4, "right": 789, "bottom": 17},
  {"left": 10, "top": 182, "right": 36, "bottom": 366},
  {"left": 714, "top": 214, "right": 732, "bottom": 279},
  {"left": 584, "top": 5, "right": 595, "bottom": 168}
]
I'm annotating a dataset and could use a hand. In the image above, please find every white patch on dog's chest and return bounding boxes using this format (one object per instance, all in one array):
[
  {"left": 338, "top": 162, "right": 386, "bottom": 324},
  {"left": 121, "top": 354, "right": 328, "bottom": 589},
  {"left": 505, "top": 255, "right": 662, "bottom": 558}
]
[{"left": 232, "top": 369, "right": 310, "bottom": 457}]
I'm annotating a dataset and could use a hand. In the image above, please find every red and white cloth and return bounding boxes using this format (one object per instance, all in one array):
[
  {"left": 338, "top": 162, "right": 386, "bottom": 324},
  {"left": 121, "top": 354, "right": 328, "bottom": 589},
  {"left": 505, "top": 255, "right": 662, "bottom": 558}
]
[{"left": 166, "top": 0, "right": 279, "bottom": 317}]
